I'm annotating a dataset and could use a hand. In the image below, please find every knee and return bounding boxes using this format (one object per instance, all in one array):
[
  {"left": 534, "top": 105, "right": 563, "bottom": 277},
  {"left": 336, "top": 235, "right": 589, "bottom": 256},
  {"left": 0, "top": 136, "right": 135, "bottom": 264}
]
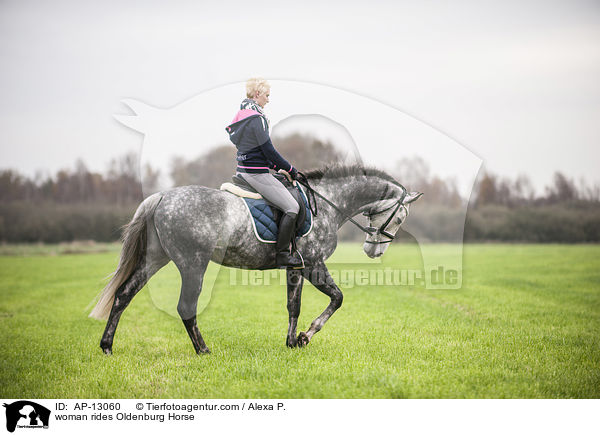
[
  {"left": 287, "top": 199, "right": 299, "bottom": 216},
  {"left": 332, "top": 291, "right": 343, "bottom": 308}
]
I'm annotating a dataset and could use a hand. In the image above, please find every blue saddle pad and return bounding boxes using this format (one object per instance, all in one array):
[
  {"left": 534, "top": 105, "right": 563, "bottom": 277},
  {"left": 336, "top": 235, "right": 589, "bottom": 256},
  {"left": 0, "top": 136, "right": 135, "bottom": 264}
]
[{"left": 243, "top": 184, "right": 313, "bottom": 243}]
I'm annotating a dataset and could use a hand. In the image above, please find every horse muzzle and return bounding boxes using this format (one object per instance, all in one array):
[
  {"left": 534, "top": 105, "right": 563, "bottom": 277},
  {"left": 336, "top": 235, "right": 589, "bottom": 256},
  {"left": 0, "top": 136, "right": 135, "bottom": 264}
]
[{"left": 363, "top": 242, "right": 385, "bottom": 258}]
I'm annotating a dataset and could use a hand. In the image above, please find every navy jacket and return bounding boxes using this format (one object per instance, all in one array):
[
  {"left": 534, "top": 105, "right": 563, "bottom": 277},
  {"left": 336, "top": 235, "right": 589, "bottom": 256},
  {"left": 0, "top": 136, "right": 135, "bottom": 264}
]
[{"left": 226, "top": 107, "right": 293, "bottom": 174}]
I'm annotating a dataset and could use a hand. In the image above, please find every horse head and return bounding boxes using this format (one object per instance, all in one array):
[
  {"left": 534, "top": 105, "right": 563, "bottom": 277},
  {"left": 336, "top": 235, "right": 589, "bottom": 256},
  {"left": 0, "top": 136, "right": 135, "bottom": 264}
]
[{"left": 363, "top": 190, "right": 423, "bottom": 258}]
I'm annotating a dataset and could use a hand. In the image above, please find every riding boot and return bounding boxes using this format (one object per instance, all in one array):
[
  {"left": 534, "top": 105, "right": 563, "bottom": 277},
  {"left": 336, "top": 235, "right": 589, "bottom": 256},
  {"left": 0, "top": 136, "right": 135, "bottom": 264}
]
[{"left": 276, "top": 213, "right": 304, "bottom": 269}]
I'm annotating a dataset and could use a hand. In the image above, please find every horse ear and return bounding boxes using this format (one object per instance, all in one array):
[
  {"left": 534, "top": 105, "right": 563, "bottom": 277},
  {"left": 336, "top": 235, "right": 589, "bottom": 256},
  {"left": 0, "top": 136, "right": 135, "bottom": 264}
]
[{"left": 403, "top": 191, "right": 423, "bottom": 204}]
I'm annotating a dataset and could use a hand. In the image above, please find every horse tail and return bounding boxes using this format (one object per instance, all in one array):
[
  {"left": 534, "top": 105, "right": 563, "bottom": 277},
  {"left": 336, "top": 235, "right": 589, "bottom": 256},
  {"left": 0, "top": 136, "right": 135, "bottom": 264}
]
[{"left": 89, "top": 192, "right": 164, "bottom": 320}]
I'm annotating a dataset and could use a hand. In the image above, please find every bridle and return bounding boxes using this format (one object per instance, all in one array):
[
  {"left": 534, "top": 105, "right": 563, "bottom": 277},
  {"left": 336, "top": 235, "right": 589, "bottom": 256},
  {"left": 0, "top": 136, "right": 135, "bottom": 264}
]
[
  {"left": 363, "top": 194, "right": 408, "bottom": 245},
  {"left": 296, "top": 172, "right": 408, "bottom": 246}
]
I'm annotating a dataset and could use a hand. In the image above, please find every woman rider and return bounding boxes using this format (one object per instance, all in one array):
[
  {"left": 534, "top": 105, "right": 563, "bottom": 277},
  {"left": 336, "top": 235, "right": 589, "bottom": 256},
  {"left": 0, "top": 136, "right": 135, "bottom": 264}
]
[{"left": 226, "top": 78, "right": 303, "bottom": 268}]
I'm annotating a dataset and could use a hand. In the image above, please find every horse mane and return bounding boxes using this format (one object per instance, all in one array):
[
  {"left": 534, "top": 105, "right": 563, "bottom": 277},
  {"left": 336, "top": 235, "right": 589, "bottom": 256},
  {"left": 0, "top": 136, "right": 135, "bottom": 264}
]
[{"left": 303, "top": 164, "right": 403, "bottom": 188}]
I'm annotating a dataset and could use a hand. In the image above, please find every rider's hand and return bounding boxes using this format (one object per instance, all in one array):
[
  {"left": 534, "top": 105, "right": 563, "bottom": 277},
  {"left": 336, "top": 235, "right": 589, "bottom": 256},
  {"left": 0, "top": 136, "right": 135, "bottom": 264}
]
[
  {"left": 289, "top": 166, "right": 298, "bottom": 180},
  {"left": 278, "top": 169, "right": 292, "bottom": 182}
]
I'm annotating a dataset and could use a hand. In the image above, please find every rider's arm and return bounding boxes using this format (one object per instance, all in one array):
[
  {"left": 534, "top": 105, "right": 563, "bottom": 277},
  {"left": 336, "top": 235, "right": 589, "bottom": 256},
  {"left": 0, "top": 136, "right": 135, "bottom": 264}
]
[
  {"left": 259, "top": 138, "right": 293, "bottom": 173},
  {"left": 250, "top": 116, "right": 296, "bottom": 177}
]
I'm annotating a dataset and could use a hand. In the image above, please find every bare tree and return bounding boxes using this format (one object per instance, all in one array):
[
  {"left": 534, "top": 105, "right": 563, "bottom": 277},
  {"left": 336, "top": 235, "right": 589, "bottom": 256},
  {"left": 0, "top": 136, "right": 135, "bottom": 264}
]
[{"left": 545, "top": 172, "right": 577, "bottom": 203}]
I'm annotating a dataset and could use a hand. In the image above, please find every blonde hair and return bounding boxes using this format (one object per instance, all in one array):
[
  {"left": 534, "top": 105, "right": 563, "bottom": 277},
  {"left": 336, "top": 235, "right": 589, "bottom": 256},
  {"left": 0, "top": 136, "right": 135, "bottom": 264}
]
[{"left": 246, "top": 77, "right": 270, "bottom": 98}]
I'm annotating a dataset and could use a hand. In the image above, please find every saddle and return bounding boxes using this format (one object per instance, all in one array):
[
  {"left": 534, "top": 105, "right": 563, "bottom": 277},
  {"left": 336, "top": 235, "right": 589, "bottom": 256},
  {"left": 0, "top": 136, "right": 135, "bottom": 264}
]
[{"left": 220, "top": 174, "right": 312, "bottom": 243}]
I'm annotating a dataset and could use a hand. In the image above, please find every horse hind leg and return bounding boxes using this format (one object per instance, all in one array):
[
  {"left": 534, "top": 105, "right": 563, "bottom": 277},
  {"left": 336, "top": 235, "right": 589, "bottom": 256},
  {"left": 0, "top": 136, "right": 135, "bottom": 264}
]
[
  {"left": 100, "top": 232, "right": 169, "bottom": 354},
  {"left": 100, "top": 258, "right": 168, "bottom": 354}
]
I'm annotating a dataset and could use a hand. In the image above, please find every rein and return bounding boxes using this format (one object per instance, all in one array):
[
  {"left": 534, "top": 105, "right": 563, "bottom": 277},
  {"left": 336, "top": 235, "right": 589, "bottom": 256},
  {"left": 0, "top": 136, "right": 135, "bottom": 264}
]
[{"left": 295, "top": 172, "right": 407, "bottom": 243}]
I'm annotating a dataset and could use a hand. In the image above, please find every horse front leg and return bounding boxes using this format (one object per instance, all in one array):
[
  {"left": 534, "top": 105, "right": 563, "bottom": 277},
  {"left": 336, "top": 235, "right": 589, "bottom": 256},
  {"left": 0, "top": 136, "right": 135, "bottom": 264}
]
[
  {"left": 285, "top": 269, "right": 304, "bottom": 347},
  {"left": 298, "top": 264, "right": 343, "bottom": 346}
]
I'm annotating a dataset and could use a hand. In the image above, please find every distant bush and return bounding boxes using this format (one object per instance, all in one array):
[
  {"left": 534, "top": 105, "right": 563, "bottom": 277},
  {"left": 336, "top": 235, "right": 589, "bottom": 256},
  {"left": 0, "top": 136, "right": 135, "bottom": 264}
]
[
  {"left": 464, "top": 204, "right": 600, "bottom": 243},
  {"left": 2, "top": 200, "right": 597, "bottom": 244},
  {"left": 1, "top": 138, "right": 599, "bottom": 244},
  {"left": 0, "top": 201, "right": 136, "bottom": 243}
]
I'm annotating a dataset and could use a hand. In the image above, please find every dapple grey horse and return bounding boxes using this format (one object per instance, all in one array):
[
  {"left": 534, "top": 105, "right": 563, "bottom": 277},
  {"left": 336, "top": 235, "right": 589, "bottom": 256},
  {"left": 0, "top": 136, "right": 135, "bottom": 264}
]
[{"left": 90, "top": 165, "right": 422, "bottom": 354}]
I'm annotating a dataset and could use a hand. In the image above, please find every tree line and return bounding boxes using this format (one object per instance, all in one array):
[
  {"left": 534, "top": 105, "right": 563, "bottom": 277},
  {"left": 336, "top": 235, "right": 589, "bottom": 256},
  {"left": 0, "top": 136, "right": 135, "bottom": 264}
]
[
  {"left": 392, "top": 156, "right": 600, "bottom": 243},
  {"left": 1, "top": 134, "right": 599, "bottom": 243}
]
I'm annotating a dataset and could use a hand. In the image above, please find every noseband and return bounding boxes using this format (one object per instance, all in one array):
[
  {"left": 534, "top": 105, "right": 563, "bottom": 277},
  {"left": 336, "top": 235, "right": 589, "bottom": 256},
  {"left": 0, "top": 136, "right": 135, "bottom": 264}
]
[
  {"left": 363, "top": 197, "right": 407, "bottom": 245},
  {"left": 296, "top": 172, "right": 407, "bottom": 245}
]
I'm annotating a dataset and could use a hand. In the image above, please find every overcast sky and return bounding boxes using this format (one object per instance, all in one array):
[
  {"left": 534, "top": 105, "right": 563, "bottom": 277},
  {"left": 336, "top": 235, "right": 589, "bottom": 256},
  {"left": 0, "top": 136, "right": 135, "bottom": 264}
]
[{"left": 1, "top": 0, "right": 599, "bottom": 194}]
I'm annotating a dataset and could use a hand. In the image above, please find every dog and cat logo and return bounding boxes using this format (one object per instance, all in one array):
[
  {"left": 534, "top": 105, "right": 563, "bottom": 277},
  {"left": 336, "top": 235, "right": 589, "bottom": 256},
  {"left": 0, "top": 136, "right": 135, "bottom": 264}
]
[{"left": 3, "top": 401, "right": 50, "bottom": 432}]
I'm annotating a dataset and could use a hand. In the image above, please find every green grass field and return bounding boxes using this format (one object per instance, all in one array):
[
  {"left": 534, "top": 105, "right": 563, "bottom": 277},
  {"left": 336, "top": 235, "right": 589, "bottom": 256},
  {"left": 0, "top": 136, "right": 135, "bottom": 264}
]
[{"left": 0, "top": 243, "right": 598, "bottom": 398}]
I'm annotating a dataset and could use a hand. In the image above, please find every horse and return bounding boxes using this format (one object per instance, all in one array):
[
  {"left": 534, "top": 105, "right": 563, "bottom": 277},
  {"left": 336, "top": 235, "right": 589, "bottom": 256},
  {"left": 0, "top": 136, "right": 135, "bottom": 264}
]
[{"left": 89, "top": 165, "right": 422, "bottom": 354}]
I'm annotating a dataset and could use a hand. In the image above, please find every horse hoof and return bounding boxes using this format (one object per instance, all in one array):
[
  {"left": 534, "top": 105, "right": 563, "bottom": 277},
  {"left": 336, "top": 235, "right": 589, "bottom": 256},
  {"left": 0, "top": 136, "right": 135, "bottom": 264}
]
[
  {"left": 102, "top": 347, "right": 112, "bottom": 355},
  {"left": 297, "top": 332, "right": 310, "bottom": 347},
  {"left": 286, "top": 336, "right": 298, "bottom": 348},
  {"left": 197, "top": 347, "right": 211, "bottom": 355}
]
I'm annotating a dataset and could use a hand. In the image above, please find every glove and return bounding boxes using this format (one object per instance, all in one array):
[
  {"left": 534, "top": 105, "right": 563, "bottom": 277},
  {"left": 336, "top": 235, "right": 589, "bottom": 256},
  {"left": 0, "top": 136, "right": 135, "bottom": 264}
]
[{"left": 289, "top": 166, "right": 298, "bottom": 180}]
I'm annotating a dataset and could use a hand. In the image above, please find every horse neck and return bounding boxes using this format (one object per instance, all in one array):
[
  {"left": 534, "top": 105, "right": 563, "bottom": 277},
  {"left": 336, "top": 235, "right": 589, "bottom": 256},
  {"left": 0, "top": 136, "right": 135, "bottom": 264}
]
[{"left": 316, "top": 176, "right": 396, "bottom": 226}]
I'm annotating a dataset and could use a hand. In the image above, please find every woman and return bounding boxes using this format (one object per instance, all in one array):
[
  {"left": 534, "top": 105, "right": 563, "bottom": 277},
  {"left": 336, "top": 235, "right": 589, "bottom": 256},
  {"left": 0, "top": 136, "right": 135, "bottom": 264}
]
[{"left": 226, "top": 78, "right": 302, "bottom": 268}]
